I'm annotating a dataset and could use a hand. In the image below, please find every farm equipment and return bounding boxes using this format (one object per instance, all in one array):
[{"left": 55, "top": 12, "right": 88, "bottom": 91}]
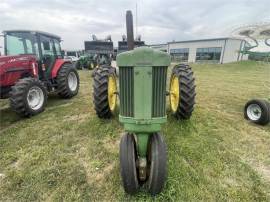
[
  {"left": 82, "top": 35, "right": 113, "bottom": 70},
  {"left": 93, "top": 11, "right": 196, "bottom": 195},
  {"left": 0, "top": 30, "right": 80, "bottom": 117},
  {"left": 118, "top": 34, "right": 145, "bottom": 54},
  {"left": 231, "top": 24, "right": 270, "bottom": 125},
  {"left": 244, "top": 99, "right": 270, "bottom": 125}
]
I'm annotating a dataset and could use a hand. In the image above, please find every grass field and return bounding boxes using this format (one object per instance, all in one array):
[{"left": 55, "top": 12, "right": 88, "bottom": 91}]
[{"left": 0, "top": 61, "right": 270, "bottom": 201}]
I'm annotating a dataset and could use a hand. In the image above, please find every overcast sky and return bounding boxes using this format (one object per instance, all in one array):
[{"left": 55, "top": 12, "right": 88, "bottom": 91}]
[{"left": 0, "top": 0, "right": 269, "bottom": 52}]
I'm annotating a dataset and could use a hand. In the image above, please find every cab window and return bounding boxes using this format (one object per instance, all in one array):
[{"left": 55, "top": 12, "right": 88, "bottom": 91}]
[
  {"left": 54, "top": 39, "right": 62, "bottom": 56},
  {"left": 40, "top": 35, "right": 54, "bottom": 56},
  {"left": 6, "top": 32, "right": 37, "bottom": 55}
]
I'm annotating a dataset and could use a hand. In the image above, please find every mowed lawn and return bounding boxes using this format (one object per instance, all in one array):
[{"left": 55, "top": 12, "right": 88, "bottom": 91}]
[{"left": 0, "top": 61, "right": 270, "bottom": 201}]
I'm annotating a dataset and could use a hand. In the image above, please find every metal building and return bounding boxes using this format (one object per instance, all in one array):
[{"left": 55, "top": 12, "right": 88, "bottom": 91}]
[{"left": 150, "top": 38, "right": 248, "bottom": 64}]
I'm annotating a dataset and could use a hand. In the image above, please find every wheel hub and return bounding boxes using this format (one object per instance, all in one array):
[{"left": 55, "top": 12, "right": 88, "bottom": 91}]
[
  {"left": 170, "top": 75, "right": 180, "bottom": 112},
  {"left": 108, "top": 75, "right": 117, "bottom": 111},
  {"left": 137, "top": 157, "right": 147, "bottom": 181},
  {"left": 27, "top": 86, "right": 44, "bottom": 110},
  {"left": 68, "top": 72, "right": 78, "bottom": 91},
  {"left": 247, "top": 104, "right": 262, "bottom": 121}
]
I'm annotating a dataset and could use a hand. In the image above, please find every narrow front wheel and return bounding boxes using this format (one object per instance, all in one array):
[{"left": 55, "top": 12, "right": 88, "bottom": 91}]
[
  {"left": 119, "top": 133, "right": 139, "bottom": 194},
  {"left": 147, "top": 133, "right": 167, "bottom": 195}
]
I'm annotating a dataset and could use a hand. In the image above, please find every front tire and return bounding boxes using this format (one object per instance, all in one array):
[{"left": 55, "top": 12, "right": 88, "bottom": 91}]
[
  {"left": 169, "top": 64, "right": 196, "bottom": 119},
  {"left": 57, "top": 63, "right": 80, "bottom": 98},
  {"left": 9, "top": 78, "right": 47, "bottom": 117},
  {"left": 147, "top": 133, "right": 167, "bottom": 195},
  {"left": 244, "top": 99, "right": 270, "bottom": 125},
  {"left": 120, "top": 133, "right": 139, "bottom": 194}
]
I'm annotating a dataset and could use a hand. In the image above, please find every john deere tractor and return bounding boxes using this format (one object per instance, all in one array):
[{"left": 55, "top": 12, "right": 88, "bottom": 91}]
[
  {"left": 93, "top": 11, "right": 195, "bottom": 195},
  {"left": 81, "top": 35, "right": 113, "bottom": 70},
  {"left": 0, "top": 30, "right": 80, "bottom": 117}
]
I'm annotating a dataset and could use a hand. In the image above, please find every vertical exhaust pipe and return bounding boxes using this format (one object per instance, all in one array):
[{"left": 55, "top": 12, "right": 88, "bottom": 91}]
[{"left": 126, "top": 10, "right": 134, "bottom": 50}]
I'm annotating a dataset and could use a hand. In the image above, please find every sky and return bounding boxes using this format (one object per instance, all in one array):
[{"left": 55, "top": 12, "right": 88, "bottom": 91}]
[{"left": 0, "top": 0, "right": 269, "bottom": 52}]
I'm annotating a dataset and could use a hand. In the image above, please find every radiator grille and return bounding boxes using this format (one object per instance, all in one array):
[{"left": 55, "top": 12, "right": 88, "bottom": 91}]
[
  {"left": 119, "top": 67, "right": 134, "bottom": 117},
  {"left": 152, "top": 66, "right": 167, "bottom": 117}
]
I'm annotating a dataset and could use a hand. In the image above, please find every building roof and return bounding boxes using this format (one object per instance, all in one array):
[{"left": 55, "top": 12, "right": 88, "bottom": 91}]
[
  {"left": 168, "top": 37, "right": 241, "bottom": 44},
  {"left": 3, "top": 30, "right": 61, "bottom": 40},
  {"left": 149, "top": 43, "right": 168, "bottom": 46}
]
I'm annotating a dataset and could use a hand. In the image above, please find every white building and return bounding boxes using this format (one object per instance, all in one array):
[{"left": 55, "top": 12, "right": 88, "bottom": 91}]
[{"left": 150, "top": 38, "right": 248, "bottom": 64}]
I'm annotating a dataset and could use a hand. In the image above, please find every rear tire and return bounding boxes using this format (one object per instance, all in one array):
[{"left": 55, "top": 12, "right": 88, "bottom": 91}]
[
  {"left": 169, "top": 64, "right": 196, "bottom": 119},
  {"left": 57, "top": 63, "right": 80, "bottom": 98},
  {"left": 9, "top": 78, "right": 47, "bottom": 117},
  {"left": 120, "top": 133, "right": 139, "bottom": 194},
  {"left": 244, "top": 99, "right": 270, "bottom": 125},
  {"left": 93, "top": 65, "right": 117, "bottom": 118}
]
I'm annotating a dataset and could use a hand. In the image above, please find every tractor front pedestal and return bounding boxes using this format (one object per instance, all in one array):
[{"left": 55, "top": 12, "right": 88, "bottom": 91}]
[
  {"left": 120, "top": 117, "right": 166, "bottom": 183},
  {"left": 136, "top": 133, "right": 148, "bottom": 181},
  {"left": 117, "top": 47, "right": 170, "bottom": 195}
]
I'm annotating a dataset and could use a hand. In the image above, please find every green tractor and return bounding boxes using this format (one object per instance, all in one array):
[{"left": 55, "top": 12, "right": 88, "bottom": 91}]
[
  {"left": 82, "top": 35, "right": 113, "bottom": 70},
  {"left": 92, "top": 11, "right": 195, "bottom": 195}
]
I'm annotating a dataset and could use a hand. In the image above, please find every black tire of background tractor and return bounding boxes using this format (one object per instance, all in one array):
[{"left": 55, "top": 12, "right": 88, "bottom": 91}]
[
  {"left": 147, "top": 133, "right": 167, "bottom": 195},
  {"left": 120, "top": 133, "right": 139, "bottom": 194},
  {"left": 170, "top": 64, "right": 196, "bottom": 119},
  {"left": 57, "top": 63, "right": 80, "bottom": 98},
  {"left": 244, "top": 99, "right": 270, "bottom": 125},
  {"left": 93, "top": 65, "right": 116, "bottom": 118},
  {"left": 9, "top": 78, "right": 47, "bottom": 117}
]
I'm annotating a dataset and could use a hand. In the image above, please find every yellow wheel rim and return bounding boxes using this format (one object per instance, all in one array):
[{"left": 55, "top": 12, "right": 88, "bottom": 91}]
[
  {"left": 170, "top": 75, "right": 180, "bottom": 112},
  {"left": 108, "top": 75, "right": 117, "bottom": 111}
]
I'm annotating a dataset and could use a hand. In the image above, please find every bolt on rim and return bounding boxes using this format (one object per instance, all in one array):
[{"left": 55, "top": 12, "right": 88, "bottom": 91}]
[
  {"left": 247, "top": 104, "right": 262, "bottom": 121},
  {"left": 27, "top": 86, "right": 44, "bottom": 110},
  {"left": 68, "top": 72, "right": 78, "bottom": 91}
]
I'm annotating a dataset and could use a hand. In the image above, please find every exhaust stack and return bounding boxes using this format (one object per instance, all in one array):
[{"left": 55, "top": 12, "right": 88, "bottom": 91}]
[{"left": 126, "top": 10, "right": 134, "bottom": 50}]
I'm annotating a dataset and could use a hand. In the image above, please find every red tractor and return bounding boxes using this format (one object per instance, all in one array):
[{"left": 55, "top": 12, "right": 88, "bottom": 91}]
[{"left": 0, "top": 30, "right": 80, "bottom": 117}]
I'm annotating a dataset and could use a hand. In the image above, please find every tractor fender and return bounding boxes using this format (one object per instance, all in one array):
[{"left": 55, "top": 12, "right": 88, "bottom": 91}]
[{"left": 51, "top": 59, "right": 72, "bottom": 78}]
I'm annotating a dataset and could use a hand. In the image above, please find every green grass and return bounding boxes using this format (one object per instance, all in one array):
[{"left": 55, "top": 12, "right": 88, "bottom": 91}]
[{"left": 0, "top": 61, "right": 270, "bottom": 201}]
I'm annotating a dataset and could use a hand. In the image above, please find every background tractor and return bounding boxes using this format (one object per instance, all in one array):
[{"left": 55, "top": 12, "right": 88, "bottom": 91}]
[
  {"left": 117, "top": 34, "right": 145, "bottom": 54},
  {"left": 0, "top": 30, "right": 80, "bottom": 117},
  {"left": 93, "top": 11, "right": 196, "bottom": 195},
  {"left": 79, "top": 35, "right": 113, "bottom": 70}
]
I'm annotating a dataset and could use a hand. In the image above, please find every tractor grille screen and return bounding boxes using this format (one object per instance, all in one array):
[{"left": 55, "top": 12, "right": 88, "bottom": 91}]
[
  {"left": 119, "top": 67, "right": 134, "bottom": 117},
  {"left": 152, "top": 66, "right": 167, "bottom": 117}
]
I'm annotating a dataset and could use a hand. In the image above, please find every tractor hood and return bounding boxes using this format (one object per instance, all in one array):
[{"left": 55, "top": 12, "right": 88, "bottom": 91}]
[
  {"left": 0, "top": 55, "right": 36, "bottom": 68},
  {"left": 0, "top": 55, "right": 38, "bottom": 87}
]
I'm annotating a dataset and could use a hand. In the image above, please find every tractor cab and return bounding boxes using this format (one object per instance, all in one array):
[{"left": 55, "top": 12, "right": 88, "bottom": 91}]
[
  {"left": 3, "top": 30, "right": 64, "bottom": 79},
  {"left": 1, "top": 30, "right": 79, "bottom": 117}
]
